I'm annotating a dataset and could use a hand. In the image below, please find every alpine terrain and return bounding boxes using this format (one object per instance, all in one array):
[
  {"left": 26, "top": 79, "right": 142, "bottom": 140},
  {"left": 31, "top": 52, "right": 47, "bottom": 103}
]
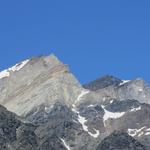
[{"left": 0, "top": 54, "right": 150, "bottom": 150}]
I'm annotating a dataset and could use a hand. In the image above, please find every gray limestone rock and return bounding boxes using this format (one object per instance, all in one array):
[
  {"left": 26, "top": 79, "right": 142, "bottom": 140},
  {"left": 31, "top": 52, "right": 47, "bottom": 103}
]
[{"left": 0, "top": 54, "right": 150, "bottom": 150}]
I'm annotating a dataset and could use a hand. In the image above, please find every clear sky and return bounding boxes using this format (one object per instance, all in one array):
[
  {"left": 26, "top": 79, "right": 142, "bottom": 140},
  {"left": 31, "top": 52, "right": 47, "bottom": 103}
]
[{"left": 0, "top": 0, "right": 150, "bottom": 84}]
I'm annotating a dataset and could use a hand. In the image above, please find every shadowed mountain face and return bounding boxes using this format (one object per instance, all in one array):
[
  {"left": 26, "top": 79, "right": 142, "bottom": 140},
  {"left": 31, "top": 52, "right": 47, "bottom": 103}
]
[
  {"left": 0, "top": 104, "right": 72, "bottom": 150},
  {"left": 0, "top": 54, "right": 150, "bottom": 150},
  {"left": 96, "top": 131, "right": 146, "bottom": 150},
  {"left": 83, "top": 75, "right": 122, "bottom": 91},
  {"left": 0, "top": 104, "right": 38, "bottom": 150}
]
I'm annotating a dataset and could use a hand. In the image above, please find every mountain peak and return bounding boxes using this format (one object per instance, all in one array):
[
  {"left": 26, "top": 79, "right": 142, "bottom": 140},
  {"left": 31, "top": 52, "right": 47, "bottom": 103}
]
[
  {"left": 0, "top": 54, "right": 150, "bottom": 150},
  {"left": 0, "top": 54, "right": 64, "bottom": 80},
  {"left": 0, "top": 54, "right": 83, "bottom": 116},
  {"left": 43, "top": 53, "right": 62, "bottom": 64},
  {"left": 83, "top": 75, "right": 122, "bottom": 91},
  {"left": 28, "top": 53, "right": 63, "bottom": 66}
]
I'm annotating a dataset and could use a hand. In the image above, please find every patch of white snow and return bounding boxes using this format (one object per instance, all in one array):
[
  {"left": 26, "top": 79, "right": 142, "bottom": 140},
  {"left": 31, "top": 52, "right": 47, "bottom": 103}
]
[
  {"left": 0, "top": 69, "right": 10, "bottom": 79},
  {"left": 0, "top": 59, "right": 29, "bottom": 79},
  {"left": 61, "top": 138, "right": 71, "bottom": 150},
  {"left": 102, "top": 105, "right": 125, "bottom": 127},
  {"left": 145, "top": 132, "right": 150, "bottom": 136},
  {"left": 72, "top": 105, "right": 99, "bottom": 138},
  {"left": 138, "top": 88, "right": 143, "bottom": 92},
  {"left": 128, "top": 127, "right": 146, "bottom": 137},
  {"left": 138, "top": 132, "right": 144, "bottom": 137},
  {"left": 119, "top": 80, "right": 130, "bottom": 86},
  {"left": 78, "top": 114, "right": 88, "bottom": 132},
  {"left": 130, "top": 106, "right": 141, "bottom": 112},
  {"left": 76, "top": 90, "right": 89, "bottom": 103},
  {"left": 128, "top": 129, "right": 138, "bottom": 137},
  {"left": 146, "top": 128, "right": 150, "bottom": 132},
  {"left": 110, "top": 100, "right": 114, "bottom": 104},
  {"left": 88, "top": 129, "right": 100, "bottom": 138},
  {"left": 45, "top": 105, "right": 54, "bottom": 113},
  {"left": 9, "top": 59, "right": 29, "bottom": 72},
  {"left": 87, "top": 105, "right": 94, "bottom": 108}
]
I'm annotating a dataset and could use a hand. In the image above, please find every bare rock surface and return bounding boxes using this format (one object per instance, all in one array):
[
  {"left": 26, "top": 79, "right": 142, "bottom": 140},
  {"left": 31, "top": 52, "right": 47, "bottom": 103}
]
[{"left": 0, "top": 54, "right": 150, "bottom": 150}]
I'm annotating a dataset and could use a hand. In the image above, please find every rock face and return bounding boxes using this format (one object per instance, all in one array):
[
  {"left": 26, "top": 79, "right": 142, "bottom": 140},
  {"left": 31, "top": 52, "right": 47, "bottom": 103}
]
[
  {"left": 0, "top": 103, "right": 95, "bottom": 150},
  {"left": 96, "top": 131, "right": 146, "bottom": 150},
  {"left": 83, "top": 75, "right": 122, "bottom": 91},
  {"left": 0, "top": 54, "right": 150, "bottom": 150},
  {"left": 0, "top": 104, "right": 38, "bottom": 150},
  {"left": 0, "top": 55, "right": 83, "bottom": 116},
  {"left": 84, "top": 75, "right": 150, "bottom": 104}
]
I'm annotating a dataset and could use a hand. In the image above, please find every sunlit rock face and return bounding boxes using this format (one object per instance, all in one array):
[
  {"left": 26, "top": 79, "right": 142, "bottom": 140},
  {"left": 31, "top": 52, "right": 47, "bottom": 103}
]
[
  {"left": 0, "top": 54, "right": 150, "bottom": 150},
  {"left": 84, "top": 75, "right": 150, "bottom": 104},
  {"left": 0, "top": 54, "right": 84, "bottom": 116}
]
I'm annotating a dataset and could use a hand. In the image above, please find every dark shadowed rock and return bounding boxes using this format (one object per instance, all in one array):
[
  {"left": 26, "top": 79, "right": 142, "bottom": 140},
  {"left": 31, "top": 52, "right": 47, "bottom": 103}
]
[
  {"left": 0, "top": 105, "right": 21, "bottom": 144},
  {"left": 83, "top": 75, "right": 122, "bottom": 91},
  {"left": 105, "top": 99, "right": 141, "bottom": 112},
  {"left": 96, "top": 131, "right": 147, "bottom": 150}
]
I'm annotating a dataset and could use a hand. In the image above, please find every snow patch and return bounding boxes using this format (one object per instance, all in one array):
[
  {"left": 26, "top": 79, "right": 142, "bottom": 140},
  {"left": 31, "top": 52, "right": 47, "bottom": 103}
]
[
  {"left": 87, "top": 105, "right": 94, "bottom": 108},
  {"left": 119, "top": 80, "right": 130, "bottom": 86},
  {"left": 72, "top": 105, "right": 99, "bottom": 138},
  {"left": 9, "top": 59, "right": 29, "bottom": 72},
  {"left": 72, "top": 104, "right": 78, "bottom": 113},
  {"left": 110, "top": 100, "right": 114, "bottom": 104},
  {"left": 76, "top": 90, "right": 89, "bottom": 103},
  {"left": 145, "top": 128, "right": 150, "bottom": 136},
  {"left": 88, "top": 129, "right": 100, "bottom": 138},
  {"left": 0, "top": 69, "right": 10, "bottom": 79},
  {"left": 61, "top": 138, "right": 71, "bottom": 150},
  {"left": 78, "top": 114, "right": 88, "bottom": 132},
  {"left": 102, "top": 105, "right": 125, "bottom": 127},
  {"left": 128, "top": 129, "right": 138, "bottom": 137},
  {"left": 128, "top": 127, "right": 146, "bottom": 137},
  {"left": 146, "top": 128, "right": 150, "bottom": 132},
  {"left": 138, "top": 88, "right": 143, "bottom": 92},
  {"left": 145, "top": 132, "right": 150, "bottom": 136},
  {"left": 0, "top": 59, "right": 29, "bottom": 79},
  {"left": 130, "top": 106, "right": 141, "bottom": 112},
  {"left": 45, "top": 105, "right": 54, "bottom": 113},
  {"left": 72, "top": 105, "right": 89, "bottom": 132},
  {"left": 138, "top": 132, "right": 144, "bottom": 137}
]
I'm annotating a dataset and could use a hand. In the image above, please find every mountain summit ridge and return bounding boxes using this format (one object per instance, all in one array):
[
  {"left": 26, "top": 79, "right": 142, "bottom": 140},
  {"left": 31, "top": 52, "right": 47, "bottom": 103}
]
[
  {"left": 0, "top": 54, "right": 150, "bottom": 150},
  {"left": 0, "top": 54, "right": 83, "bottom": 116}
]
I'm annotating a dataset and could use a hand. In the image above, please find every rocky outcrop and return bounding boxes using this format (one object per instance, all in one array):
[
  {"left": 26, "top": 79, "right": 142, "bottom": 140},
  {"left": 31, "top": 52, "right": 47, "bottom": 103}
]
[
  {"left": 0, "top": 54, "right": 150, "bottom": 150},
  {"left": 0, "top": 104, "right": 38, "bottom": 150},
  {"left": 96, "top": 131, "right": 146, "bottom": 150},
  {"left": 84, "top": 76, "right": 150, "bottom": 104},
  {"left": 83, "top": 75, "right": 122, "bottom": 91},
  {"left": 0, "top": 55, "right": 83, "bottom": 116}
]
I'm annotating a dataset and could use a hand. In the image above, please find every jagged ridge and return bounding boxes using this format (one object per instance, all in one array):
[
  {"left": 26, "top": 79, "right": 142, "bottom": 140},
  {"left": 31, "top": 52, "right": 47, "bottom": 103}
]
[{"left": 0, "top": 54, "right": 150, "bottom": 150}]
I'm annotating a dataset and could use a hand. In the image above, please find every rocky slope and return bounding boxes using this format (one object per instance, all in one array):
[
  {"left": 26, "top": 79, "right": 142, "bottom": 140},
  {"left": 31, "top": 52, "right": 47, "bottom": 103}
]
[
  {"left": 96, "top": 131, "right": 146, "bottom": 150},
  {"left": 0, "top": 54, "right": 150, "bottom": 150},
  {"left": 0, "top": 103, "right": 73, "bottom": 150},
  {"left": 0, "top": 55, "right": 83, "bottom": 116}
]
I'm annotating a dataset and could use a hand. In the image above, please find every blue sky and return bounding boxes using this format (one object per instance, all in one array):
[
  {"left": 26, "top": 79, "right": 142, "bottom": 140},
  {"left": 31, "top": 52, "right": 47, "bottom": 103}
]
[{"left": 0, "top": 0, "right": 150, "bottom": 84}]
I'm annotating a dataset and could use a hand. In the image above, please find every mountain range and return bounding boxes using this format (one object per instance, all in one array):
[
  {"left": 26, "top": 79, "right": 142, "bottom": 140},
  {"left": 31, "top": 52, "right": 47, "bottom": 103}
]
[{"left": 0, "top": 54, "right": 149, "bottom": 150}]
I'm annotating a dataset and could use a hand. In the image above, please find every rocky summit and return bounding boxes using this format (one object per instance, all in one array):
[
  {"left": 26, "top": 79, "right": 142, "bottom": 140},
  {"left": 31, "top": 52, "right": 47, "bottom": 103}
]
[{"left": 0, "top": 54, "right": 150, "bottom": 150}]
